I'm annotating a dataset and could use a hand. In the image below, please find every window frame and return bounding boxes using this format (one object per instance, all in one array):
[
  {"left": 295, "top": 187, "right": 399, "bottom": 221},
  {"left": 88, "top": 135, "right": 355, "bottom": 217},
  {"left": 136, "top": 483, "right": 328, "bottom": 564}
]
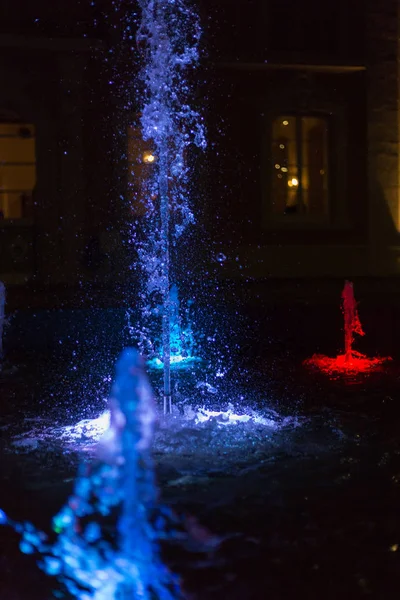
[
  {"left": 0, "top": 121, "right": 36, "bottom": 223},
  {"left": 263, "top": 109, "right": 341, "bottom": 229}
]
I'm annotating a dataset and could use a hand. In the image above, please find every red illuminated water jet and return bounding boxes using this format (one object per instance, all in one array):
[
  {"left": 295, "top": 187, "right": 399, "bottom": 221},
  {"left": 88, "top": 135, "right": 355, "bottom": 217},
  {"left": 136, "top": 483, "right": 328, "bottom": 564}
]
[{"left": 304, "top": 280, "right": 391, "bottom": 376}]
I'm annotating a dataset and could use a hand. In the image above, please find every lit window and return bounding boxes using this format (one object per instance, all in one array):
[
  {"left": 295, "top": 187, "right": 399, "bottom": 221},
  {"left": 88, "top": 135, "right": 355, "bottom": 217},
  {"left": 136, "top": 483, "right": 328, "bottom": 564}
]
[
  {"left": 271, "top": 115, "right": 329, "bottom": 217},
  {"left": 142, "top": 151, "right": 156, "bottom": 164},
  {"left": 0, "top": 123, "right": 36, "bottom": 220}
]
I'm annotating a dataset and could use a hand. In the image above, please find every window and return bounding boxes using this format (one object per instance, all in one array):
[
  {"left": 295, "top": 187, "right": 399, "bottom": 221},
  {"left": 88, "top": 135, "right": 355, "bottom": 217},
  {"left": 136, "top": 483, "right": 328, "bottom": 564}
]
[
  {"left": 0, "top": 123, "right": 36, "bottom": 220},
  {"left": 271, "top": 115, "right": 329, "bottom": 219}
]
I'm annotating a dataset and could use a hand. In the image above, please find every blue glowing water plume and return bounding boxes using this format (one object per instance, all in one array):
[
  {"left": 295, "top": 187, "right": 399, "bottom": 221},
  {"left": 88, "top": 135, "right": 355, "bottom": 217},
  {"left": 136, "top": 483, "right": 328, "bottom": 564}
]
[
  {"left": 0, "top": 507, "right": 7, "bottom": 525},
  {"left": 147, "top": 283, "right": 202, "bottom": 370},
  {"left": 129, "top": 0, "right": 205, "bottom": 407},
  {"left": 133, "top": 0, "right": 206, "bottom": 288},
  {"left": 1, "top": 349, "right": 182, "bottom": 599},
  {"left": 136, "top": 0, "right": 206, "bottom": 227}
]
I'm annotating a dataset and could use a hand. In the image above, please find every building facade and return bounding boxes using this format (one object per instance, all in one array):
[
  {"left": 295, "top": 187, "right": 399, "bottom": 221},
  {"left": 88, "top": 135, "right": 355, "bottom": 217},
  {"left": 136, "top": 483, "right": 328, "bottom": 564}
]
[
  {"left": 0, "top": 1, "right": 125, "bottom": 292},
  {"left": 0, "top": 0, "right": 399, "bottom": 296},
  {"left": 205, "top": 0, "right": 400, "bottom": 278}
]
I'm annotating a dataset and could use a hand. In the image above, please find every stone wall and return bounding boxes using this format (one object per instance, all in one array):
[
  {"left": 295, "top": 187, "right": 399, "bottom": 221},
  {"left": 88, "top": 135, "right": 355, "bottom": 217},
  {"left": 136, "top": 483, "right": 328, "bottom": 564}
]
[
  {"left": 0, "top": 35, "right": 122, "bottom": 288},
  {"left": 366, "top": 0, "right": 400, "bottom": 274}
]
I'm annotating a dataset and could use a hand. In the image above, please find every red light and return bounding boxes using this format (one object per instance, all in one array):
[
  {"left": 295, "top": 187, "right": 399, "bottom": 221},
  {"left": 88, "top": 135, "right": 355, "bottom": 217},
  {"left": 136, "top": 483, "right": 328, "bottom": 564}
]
[
  {"left": 304, "top": 351, "right": 391, "bottom": 377},
  {"left": 303, "top": 281, "right": 392, "bottom": 377}
]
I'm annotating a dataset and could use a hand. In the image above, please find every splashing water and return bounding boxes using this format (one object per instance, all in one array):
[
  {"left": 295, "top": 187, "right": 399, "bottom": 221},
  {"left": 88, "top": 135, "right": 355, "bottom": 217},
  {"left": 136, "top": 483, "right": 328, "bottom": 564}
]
[
  {"left": 132, "top": 0, "right": 206, "bottom": 411},
  {"left": 341, "top": 280, "right": 364, "bottom": 362},
  {"left": 9, "top": 399, "right": 305, "bottom": 479},
  {"left": 147, "top": 284, "right": 202, "bottom": 370},
  {"left": 1, "top": 350, "right": 184, "bottom": 599},
  {"left": 304, "top": 280, "right": 391, "bottom": 376}
]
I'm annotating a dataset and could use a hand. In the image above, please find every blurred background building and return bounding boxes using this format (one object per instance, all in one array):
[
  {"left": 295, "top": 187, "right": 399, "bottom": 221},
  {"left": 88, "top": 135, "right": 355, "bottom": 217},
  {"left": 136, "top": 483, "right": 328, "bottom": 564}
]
[{"left": 0, "top": 0, "right": 399, "bottom": 306}]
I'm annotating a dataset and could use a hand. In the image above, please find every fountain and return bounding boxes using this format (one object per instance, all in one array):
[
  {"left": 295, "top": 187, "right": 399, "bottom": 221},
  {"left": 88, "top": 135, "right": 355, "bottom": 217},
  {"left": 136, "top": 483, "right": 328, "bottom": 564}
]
[
  {"left": 304, "top": 280, "right": 391, "bottom": 376},
  {"left": 341, "top": 280, "right": 364, "bottom": 363},
  {"left": 147, "top": 283, "right": 201, "bottom": 371},
  {"left": 134, "top": 0, "right": 206, "bottom": 413},
  {"left": 0, "top": 6, "right": 212, "bottom": 589},
  {"left": 0, "top": 349, "right": 185, "bottom": 599},
  {"left": 7, "top": 0, "right": 287, "bottom": 466}
]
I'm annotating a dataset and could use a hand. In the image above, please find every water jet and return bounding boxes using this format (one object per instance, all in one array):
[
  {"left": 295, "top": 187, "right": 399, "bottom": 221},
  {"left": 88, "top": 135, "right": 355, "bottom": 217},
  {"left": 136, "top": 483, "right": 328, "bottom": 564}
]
[
  {"left": 135, "top": 0, "right": 206, "bottom": 412},
  {"left": 304, "top": 280, "right": 391, "bottom": 376},
  {"left": 1, "top": 349, "right": 183, "bottom": 599}
]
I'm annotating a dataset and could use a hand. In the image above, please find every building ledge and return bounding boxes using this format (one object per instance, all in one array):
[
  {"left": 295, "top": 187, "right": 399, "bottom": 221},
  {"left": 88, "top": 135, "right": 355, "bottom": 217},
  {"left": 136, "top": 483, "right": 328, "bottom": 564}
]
[{"left": 218, "top": 61, "right": 366, "bottom": 74}]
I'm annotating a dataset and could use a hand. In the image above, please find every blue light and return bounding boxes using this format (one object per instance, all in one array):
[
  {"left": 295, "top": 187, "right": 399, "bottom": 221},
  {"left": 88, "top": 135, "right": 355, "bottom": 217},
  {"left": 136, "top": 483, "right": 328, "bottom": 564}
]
[
  {"left": 0, "top": 1, "right": 210, "bottom": 595},
  {"left": 132, "top": 0, "right": 206, "bottom": 404},
  {"left": 147, "top": 284, "right": 202, "bottom": 371},
  {"left": 147, "top": 354, "right": 201, "bottom": 370},
  {"left": 1, "top": 350, "right": 183, "bottom": 598},
  {"left": 20, "top": 541, "right": 34, "bottom": 555}
]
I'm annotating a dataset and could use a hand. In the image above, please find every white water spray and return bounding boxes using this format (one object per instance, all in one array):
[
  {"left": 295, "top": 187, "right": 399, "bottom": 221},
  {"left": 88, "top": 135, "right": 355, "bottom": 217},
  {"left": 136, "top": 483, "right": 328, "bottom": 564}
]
[{"left": 135, "top": 0, "right": 206, "bottom": 412}]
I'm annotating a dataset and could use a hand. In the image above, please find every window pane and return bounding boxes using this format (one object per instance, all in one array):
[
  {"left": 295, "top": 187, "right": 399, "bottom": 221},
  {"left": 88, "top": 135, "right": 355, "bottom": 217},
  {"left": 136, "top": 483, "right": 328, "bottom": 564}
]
[
  {"left": 0, "top": 122, "right": 36, "bottom": 220},
  {"left": 0, "top": 123, "right": 34, "bottom": 137},
  {"left": 301, "top": 117, "right": 328, "bottom": 215},
  {"left": 0, "top": 192, "right": 34, "bottom": 219},
  {"left": 0, "top": 164, "right": 36, "bottom": 190},
  {"left": 271, "top": 115, "right": 329, "bottom": 217},
  {"left": 0, "top": 137, "right": 35, "bottom": 163},
  {"left": 271, "top": 116, "right": 299, "bottom": 214}
]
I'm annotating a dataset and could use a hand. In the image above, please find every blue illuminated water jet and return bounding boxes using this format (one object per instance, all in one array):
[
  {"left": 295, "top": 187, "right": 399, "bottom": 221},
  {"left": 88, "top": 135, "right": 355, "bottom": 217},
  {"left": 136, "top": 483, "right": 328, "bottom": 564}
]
[
  {"left": 147, "top": 283, "right": 202, "bottom": 371},
  {"left": 133, "top": 0, "right": 206, "bottom": 412},
  {"left": 1, "top": 349, "right": 183, "bottom": 599}
]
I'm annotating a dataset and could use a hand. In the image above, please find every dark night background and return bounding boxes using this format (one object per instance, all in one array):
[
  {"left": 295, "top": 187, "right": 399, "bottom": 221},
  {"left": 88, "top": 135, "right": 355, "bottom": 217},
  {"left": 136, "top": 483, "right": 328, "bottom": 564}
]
[
  {"left": 1, "top": 1, "right": 400, "bottom": 599},
  {"left": 0, "top": 0, "right": 398, "bottom": 298}
]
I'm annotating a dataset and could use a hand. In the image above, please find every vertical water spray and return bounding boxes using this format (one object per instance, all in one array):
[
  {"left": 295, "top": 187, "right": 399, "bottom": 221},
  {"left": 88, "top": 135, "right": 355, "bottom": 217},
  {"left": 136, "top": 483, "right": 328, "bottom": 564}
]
[
  {"left": 0, "top": 349, "right": 183, "bottom": 599},
  {"left": 341, "top": 280, "right": 364, "bottom": 363},
  {"left": 135, "top": 0, "right": 206, "bottom": 413},
  {"left": 304, "top": 280, "right": 391, "bottom": 375},
  {"left": 147, "top": 284, "right": 201, "bottom": 370}
]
